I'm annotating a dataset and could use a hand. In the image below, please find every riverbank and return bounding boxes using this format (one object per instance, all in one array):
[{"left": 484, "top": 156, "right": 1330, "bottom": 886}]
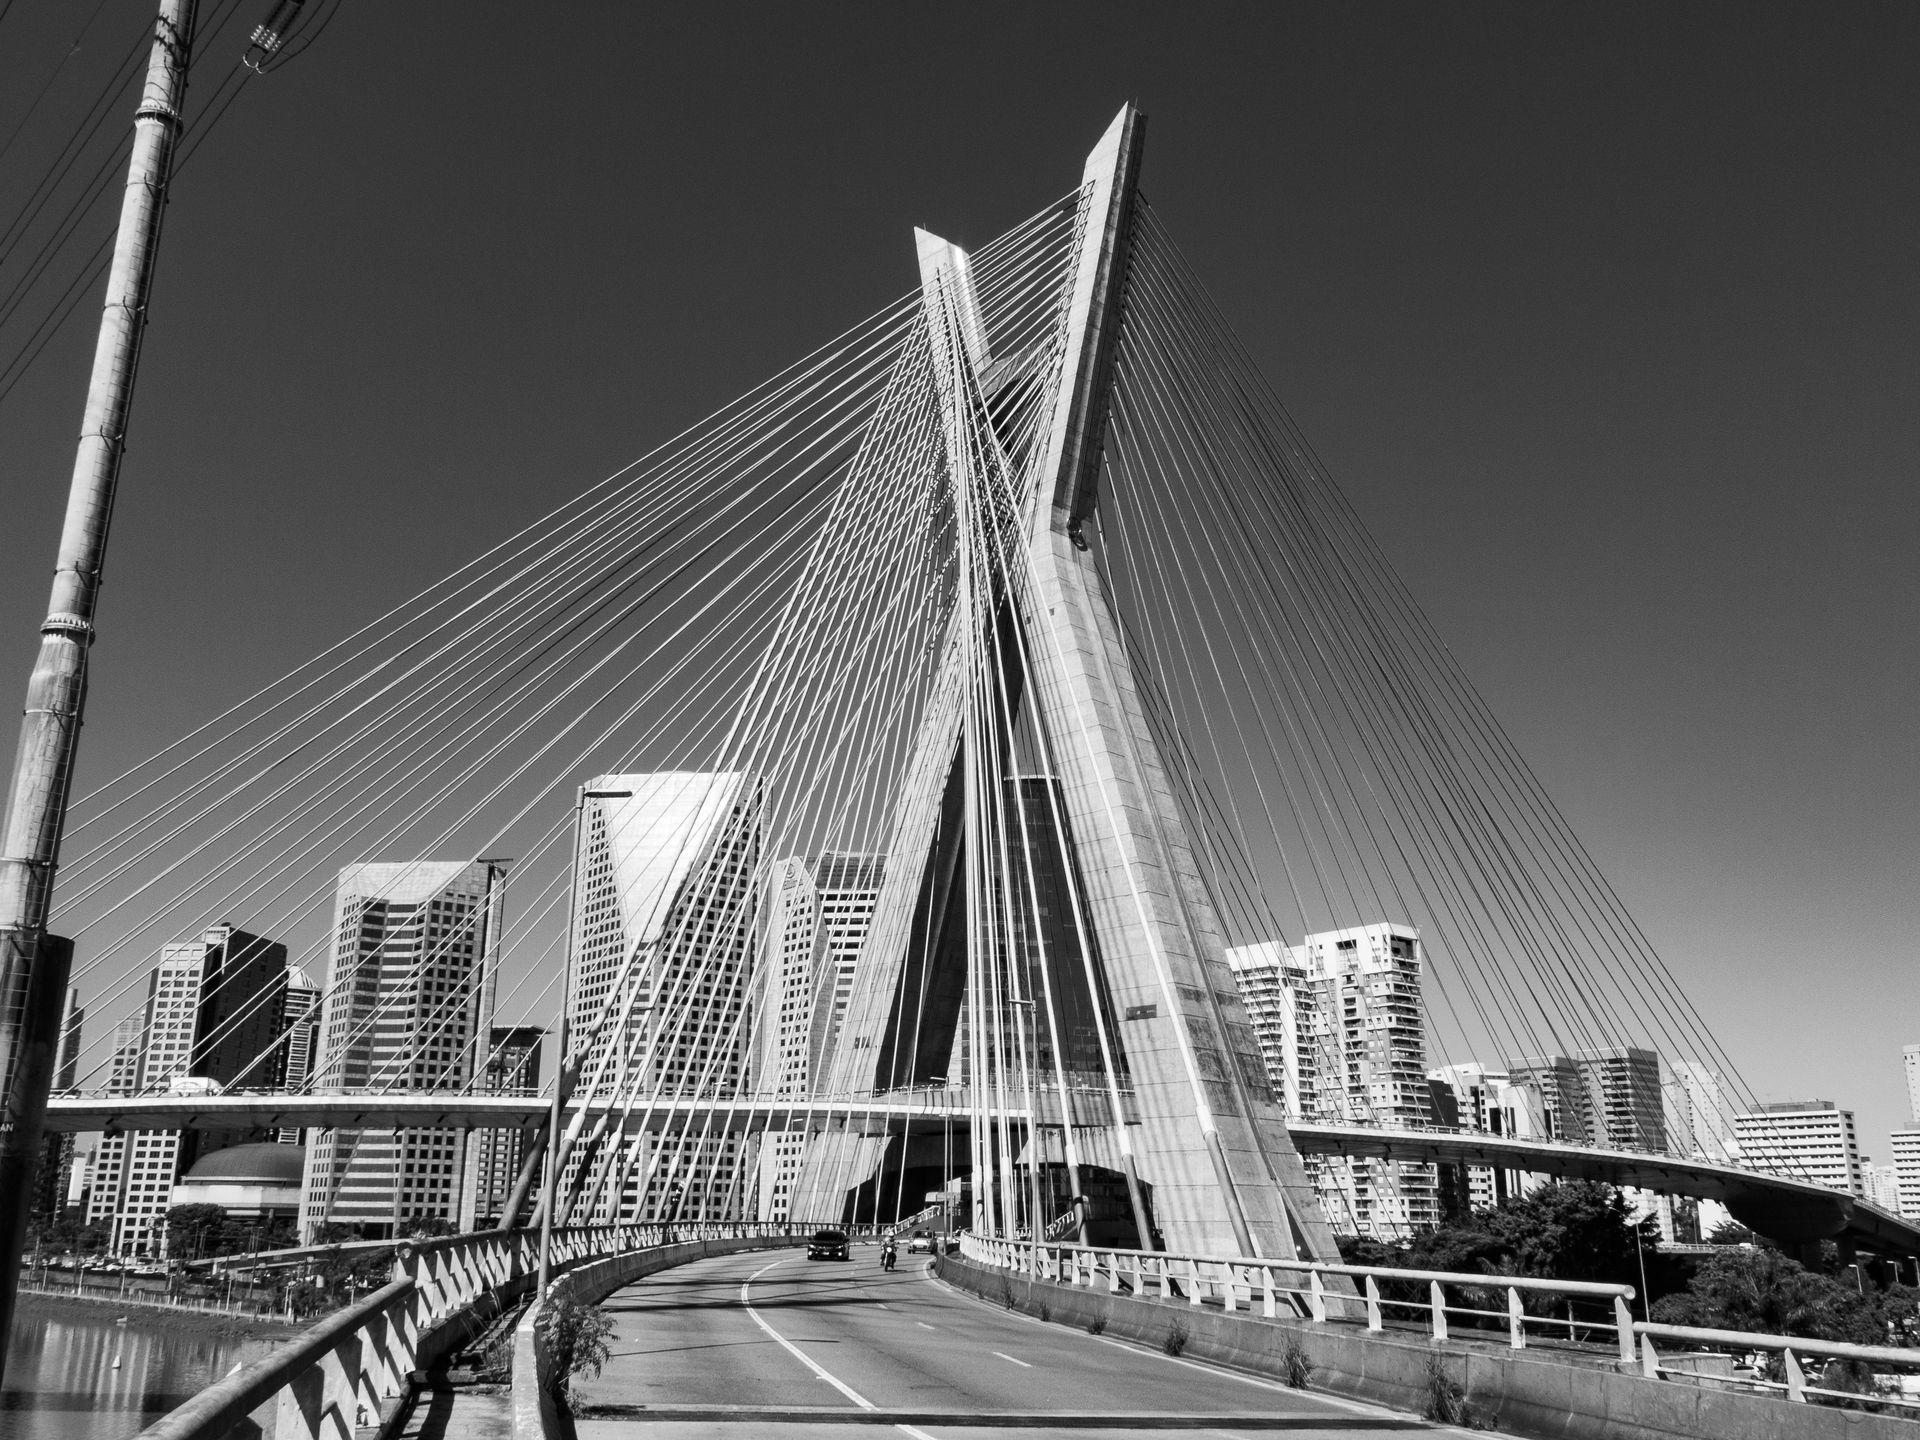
[{"left": 15, "top": 1289, "right": 302, "bottom": 1342}]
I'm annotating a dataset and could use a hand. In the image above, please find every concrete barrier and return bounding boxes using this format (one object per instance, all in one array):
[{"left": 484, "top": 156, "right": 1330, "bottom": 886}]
[
  {"left": 512, "top": 1235, "right": 800, "bottom": 1440},
  {"left": 937, "top": 1252, "right": 1920, "bottom": 1440}
]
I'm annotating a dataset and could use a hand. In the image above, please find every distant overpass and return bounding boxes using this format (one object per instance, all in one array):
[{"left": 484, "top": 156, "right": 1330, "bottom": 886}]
[
  {"left": 1288, "top": 1122, "right": 1920, "bottom": 1255},
  {"left": 47, "top": 1093, "right": 1910, "bottom": 1256}
]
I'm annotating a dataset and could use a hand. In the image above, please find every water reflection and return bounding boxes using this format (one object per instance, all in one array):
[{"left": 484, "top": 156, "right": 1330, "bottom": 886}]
[{"left": 4, "top": 1305, "right": 279, "bottom": 1440}]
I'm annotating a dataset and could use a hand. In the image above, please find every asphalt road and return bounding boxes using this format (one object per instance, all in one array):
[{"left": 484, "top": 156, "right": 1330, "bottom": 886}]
[{"left": 569, "top": 1244, "right": 1482, "bottom": 1439}]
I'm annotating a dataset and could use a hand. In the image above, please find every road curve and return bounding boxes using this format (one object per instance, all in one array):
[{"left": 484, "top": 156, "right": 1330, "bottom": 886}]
[{"left": 569, "top": 1244, "right": 1485, "bottom": 1439}]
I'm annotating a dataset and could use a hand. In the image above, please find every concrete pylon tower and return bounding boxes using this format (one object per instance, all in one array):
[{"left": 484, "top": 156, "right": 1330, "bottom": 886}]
[{"left": 796, "top": 107, "right": 1338, "bottom": 1262}]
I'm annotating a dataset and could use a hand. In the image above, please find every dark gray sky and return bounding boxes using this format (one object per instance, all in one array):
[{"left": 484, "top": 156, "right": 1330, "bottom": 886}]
[{"left": 1, "top": 4, "right": 1915, "bottom": 1150}]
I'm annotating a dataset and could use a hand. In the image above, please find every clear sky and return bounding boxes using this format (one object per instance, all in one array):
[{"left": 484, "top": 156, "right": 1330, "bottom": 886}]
[{"left": 0, "top": 4, "right": 1914, "bottom": 1150}]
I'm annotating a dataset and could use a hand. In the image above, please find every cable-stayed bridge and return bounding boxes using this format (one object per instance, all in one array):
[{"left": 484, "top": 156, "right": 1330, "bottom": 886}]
[{"left": 4, "top": 105, "right": 1905, "bottom": 1399}]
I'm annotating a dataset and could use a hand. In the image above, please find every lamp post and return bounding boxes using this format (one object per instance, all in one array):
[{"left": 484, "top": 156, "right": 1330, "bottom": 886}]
[{"left": 538, "top": 786, "right": 631, "bottom": 1294}]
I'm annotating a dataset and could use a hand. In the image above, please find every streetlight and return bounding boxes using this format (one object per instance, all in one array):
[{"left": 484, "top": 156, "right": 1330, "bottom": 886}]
[{"left": 539, "top": 786, "right": 631, "bottom": 1293}]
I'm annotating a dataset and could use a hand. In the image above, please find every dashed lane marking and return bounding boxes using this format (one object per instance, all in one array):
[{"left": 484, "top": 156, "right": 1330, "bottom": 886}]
[
  {"left": 739, "top": 1257, "right": 939, "bottom": 1440},
  {"left": 993, "top": 1350, "right": 1033, "bottom": 1367}
]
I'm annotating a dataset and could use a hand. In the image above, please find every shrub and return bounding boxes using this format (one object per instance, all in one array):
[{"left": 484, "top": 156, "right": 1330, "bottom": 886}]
[
  {"left": 1421, "top": 1352, "right": 1468, "bottom": 1426},
  {"left": 1086, "top": 1315, "right": 1107, "bottom": 1336},
  {"left": 1036, "top": 1300, "right": 1051, "bottom": 1323},
  {"left": 1163, "top": 1318, "right": 1189, "bottom": 1356},
  {"left": 535, "top": 1299, "right": 615, "bottom": 1404},
  {"left": 1281, "top": 1331, "right": 1313, "bottom": 1389}
]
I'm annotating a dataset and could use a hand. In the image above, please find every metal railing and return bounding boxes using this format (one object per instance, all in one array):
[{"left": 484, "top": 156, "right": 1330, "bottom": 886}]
[
  {"left": 135, "top": 1220, "right": 808, "bottom": 1440},
  {"left": 959, "top": 1233, "right": 1638, "bottom": 1364},
  {"left": 1636, "top": 1321, "right": 1920, "bottom": 1412}
]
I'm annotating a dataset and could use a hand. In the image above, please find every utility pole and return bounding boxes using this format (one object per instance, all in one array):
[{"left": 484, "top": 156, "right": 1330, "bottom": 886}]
[{"left": 0, "top": 0, "right": 197, "bottom": 1382}]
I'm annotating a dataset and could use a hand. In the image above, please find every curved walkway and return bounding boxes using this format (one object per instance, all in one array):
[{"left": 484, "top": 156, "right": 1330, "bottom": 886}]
[{"left": 567, "top": 1244, "right": 1496, "bottom": 1438}]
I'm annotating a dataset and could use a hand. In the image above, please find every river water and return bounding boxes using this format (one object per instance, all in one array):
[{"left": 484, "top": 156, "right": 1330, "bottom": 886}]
[{"left": 3, "top": 1301, "right": 281, "bottom": 1440}]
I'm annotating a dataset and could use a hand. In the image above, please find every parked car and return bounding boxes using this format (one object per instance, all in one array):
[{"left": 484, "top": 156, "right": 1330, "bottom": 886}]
[
  {"left": 906, "top": 1230, "right": 936, "bottom": 1255},
  {"left": 806, "top": 1229, "right": 850, "bottom": 1261}
]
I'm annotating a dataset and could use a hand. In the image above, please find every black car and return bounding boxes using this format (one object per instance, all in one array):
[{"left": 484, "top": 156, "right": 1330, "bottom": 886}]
[{"left": 806, "top": 1228, "right": 850, "bottom": 1261}]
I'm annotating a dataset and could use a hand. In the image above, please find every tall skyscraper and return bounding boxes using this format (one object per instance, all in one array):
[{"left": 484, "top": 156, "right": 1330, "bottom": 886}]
[
  {"left": 755, "top": 852, "right": 884, "bottom": 1220},
  {"left": 85, "top": 925, "right": 289, "bottom": 1254},
  {"left": 1225, "top": 942, "right": 1315, "bottom": 1120},
  {"left": 561, "top": 773, "right": 760, "bottom": 1224},
  {"left": 300, "top": 860, "right": 505, "bottom": 1239},
  {"left": 32, "top": 994, "right": 82, "bottom": 1222},
  {"left": 274, "top": 967, "right": 321, "bottom": 1144},
  {"left": 1504, "top": 1054, "right": 1588, "bottom": 1145},
  {"left": 1733, "top": 1100, "right": 1863, "bottom": 1196},
  {"left": 1905, "top": 1045, "right": 1920, "bottom": 1126},
  {"left": 462, "top": 1025, "right": 544, "bottom": 1227},
  {"left": 1890, "top": 1130, "right": 1920, "bottom": 1220},
  {"left": 1571, "top": 1048, "right": 1666, "bottom": 1153},
  {"left": 1226, "top": 923, "right": 1436, "bottom": 1238},
  {"left": 1664, "top": 1060, "right": 1737, "bottom": 1164}
]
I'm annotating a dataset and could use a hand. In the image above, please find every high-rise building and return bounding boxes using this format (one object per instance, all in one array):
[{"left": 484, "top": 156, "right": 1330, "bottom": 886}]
[
  {"left": 1864, "top": 1162, "right": 1900, "bottom": 1213},
  {"left": 300, "top": 860, "right": 506, "bottom": 1239},
  {"left": 1504, "top": 1054, "right": 1587, "bottom": 1145},
  {"left": 1664, "top": 1060, "right": 1737, "bottom": 1164},
  {"left": 85, "top": 926, "right": 289, "bottom": 1254},
  {"left": 1732, "top": 1100, "right": 1863, "bottom": 1197},
  {"left": 1890, "top": 1131, "right": 1920, "bottom": 1220},
  {"left": 561, "top": 773, "right": 760, "bottom": 1224},
  {"left": 1571, "top": 1048, "right": 1666, "bottom": 1153},
  {"left": 32, "top": 994, "right": 82, "bottom": 1222},
  {"left": 1905, "top": 1046, "right": 1920, "bottom": 1126},
  {"left": 274, "top": 967, "right": 321, "bottom": 1144},
  {"left": 755, "top": 852, "right": 883, "bottom": 1221},
  {"left": 462, "top": 1025, "right": 543, "bottom": 1227},
  {"left": 1224, "top": 942, "right": 1314, "bottom": 1120},
  {"left": 1226, "top": 923, "right": 1435, "bottom": 1238}
]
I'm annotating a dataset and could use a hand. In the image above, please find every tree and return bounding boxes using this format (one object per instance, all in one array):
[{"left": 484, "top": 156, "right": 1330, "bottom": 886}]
[
  {"left": 1650, "top": 1247, "right": 1883, "bottom": 1344},
  {"left": 404, "top": 1215, "right": 456, "bottom": 1240},
  {"left": 166, "top": 1203, "right": 230, "bottom": 1260},
  {"left": 1707, "top": 1221, "right": 1757, "bottom": 1247},
  {"left": 535, "top": 1298, "right": 615, "bottom": 1405}
]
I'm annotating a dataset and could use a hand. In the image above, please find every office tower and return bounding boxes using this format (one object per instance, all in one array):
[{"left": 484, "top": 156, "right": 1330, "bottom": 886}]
[
  {"left": 562, "top": 773, "right": 760, "bottom": 1224},
  {"left": 84, "top": 925, "right": 289, "bottom": 1254},
  {"left": 1905, "top": 1045, "right": 1920, "bottom": 1126},
  {"left": 1504, "top": 1055, "right": 1589, "bottom": 1145},
  {"left": 1664, "top": 1060, "right": 1737, "bottom": 1164},
  {"left": 755, "top": 852, "right": 884, "bottom": 1220},
  {"left": 32, "top": 994, "right": 82, "bottom": 1221},
  {"left": 274, "top": 967, "right": 321, "bottom": 1144},
  {"left": 1226, "top": 923, "right": 1435, "bottom": 1238},
  {"left": 461, "top": 1025, "right": 544, "bottom": 1227},
  {"left": 85, "top": 1014, "right": 147, "bottom": 1240},
  {"left": 1732, "top": 1100, "right": 1863, "bottom": 1196},
  {"left": 1572, "top": 1048, "right": 1666, "bottom": 1153},
  {"left": 300, "top": 860, "right": 506, "bottom": 1239},
  {"left": 1891, "top": 1131, "right": 1920, "bottom": 1220}
]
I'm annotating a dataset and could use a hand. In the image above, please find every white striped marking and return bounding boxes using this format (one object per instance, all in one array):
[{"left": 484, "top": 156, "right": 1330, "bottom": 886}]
[
  {"left": 740, "top": 1257, "right": 938, "bottom": 1440},
  {"left": 916, "top": 1321, "right": 936, "bottom": 1330},
  {"left": 993, "top": 1350, "right": 1032, "bottom": 1368}
]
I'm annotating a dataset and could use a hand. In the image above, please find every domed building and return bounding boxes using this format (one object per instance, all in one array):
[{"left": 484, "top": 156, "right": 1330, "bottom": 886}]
[{"left": 168, "top": 1141, "right": 304, "bottom": 1223}]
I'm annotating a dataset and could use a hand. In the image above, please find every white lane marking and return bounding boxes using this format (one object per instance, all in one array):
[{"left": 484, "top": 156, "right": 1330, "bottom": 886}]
[
  {"left": 992, "top": 1350, "right": 1032, "bottom": 1368},
  {"left": 739, "top": 1256, "right": 938, "bottom": 1440},
  {"left": 916, "top": 1321, "right": 936, "bottom": 1330}
]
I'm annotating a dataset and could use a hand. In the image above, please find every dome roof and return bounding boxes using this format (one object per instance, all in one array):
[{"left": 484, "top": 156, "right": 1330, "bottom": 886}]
[{"left": 182, "top": 1142, "right": 304, "bottom": 1185}]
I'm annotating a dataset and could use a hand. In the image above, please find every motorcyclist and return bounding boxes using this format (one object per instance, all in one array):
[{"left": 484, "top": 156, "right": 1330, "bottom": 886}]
[{"left": 881, "top": 1233, "right": 897, "bottom": 1271}]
